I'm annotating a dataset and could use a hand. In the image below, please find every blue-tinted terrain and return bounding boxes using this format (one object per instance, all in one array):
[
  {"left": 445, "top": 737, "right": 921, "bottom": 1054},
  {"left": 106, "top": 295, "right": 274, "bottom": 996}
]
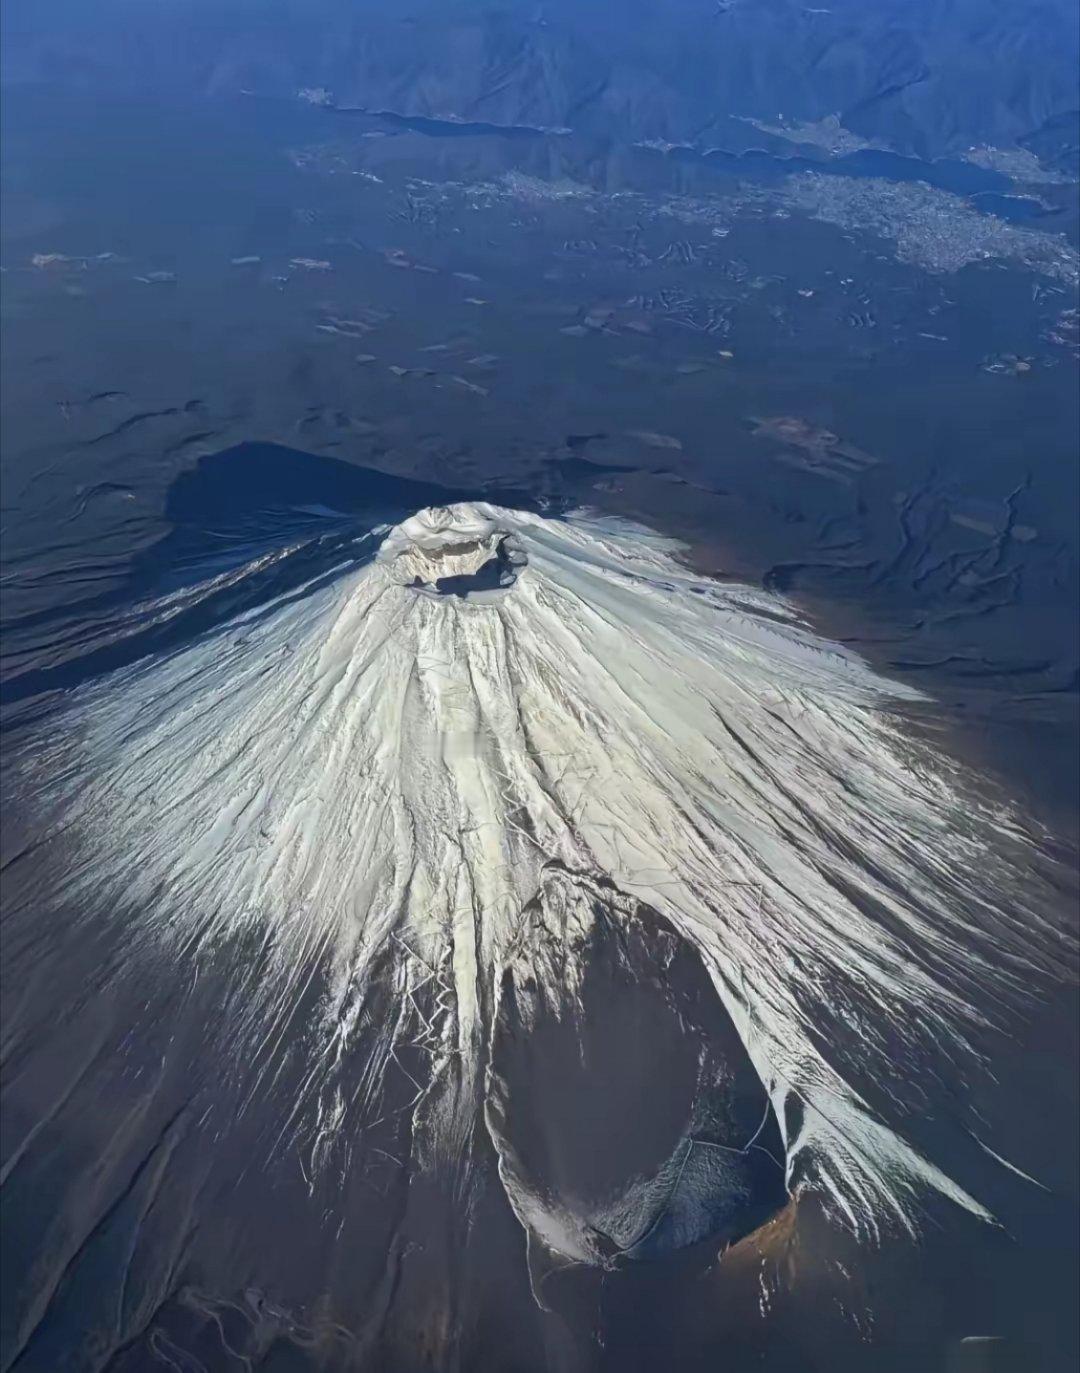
[{"left": 1, "top": 5, "right": 1077, "bottom": 1372}]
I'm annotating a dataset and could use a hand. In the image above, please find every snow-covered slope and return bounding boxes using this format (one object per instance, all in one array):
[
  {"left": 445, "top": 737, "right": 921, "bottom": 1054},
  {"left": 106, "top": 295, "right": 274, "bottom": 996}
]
[{"left": 28, "top": 502, "right": 1058, "bottom": 1254}]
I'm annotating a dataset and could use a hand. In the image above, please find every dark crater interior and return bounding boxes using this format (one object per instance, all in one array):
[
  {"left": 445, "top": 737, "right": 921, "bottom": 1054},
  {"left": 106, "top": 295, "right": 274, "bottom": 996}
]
[{"left": 418, "top": 533, "right": 524, "bottom": 598}]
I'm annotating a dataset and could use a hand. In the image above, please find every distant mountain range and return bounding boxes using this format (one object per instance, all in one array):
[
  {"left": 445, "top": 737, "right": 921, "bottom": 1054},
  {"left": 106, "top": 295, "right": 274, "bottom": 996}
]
[{"left": 3, "top": 0, "right": 1078, "bottom": 174}]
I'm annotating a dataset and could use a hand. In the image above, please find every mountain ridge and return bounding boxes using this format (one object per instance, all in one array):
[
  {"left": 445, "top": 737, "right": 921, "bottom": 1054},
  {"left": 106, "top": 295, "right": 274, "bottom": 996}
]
[{"left": 3, "top": 0, "right": 1078, "bottom": 173}]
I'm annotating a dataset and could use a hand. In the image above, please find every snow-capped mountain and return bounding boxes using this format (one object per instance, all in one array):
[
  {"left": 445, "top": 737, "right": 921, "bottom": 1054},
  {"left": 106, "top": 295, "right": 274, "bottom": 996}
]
[{"left": 23, "top": 501, "right": 1059, "bottom": 1266}]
